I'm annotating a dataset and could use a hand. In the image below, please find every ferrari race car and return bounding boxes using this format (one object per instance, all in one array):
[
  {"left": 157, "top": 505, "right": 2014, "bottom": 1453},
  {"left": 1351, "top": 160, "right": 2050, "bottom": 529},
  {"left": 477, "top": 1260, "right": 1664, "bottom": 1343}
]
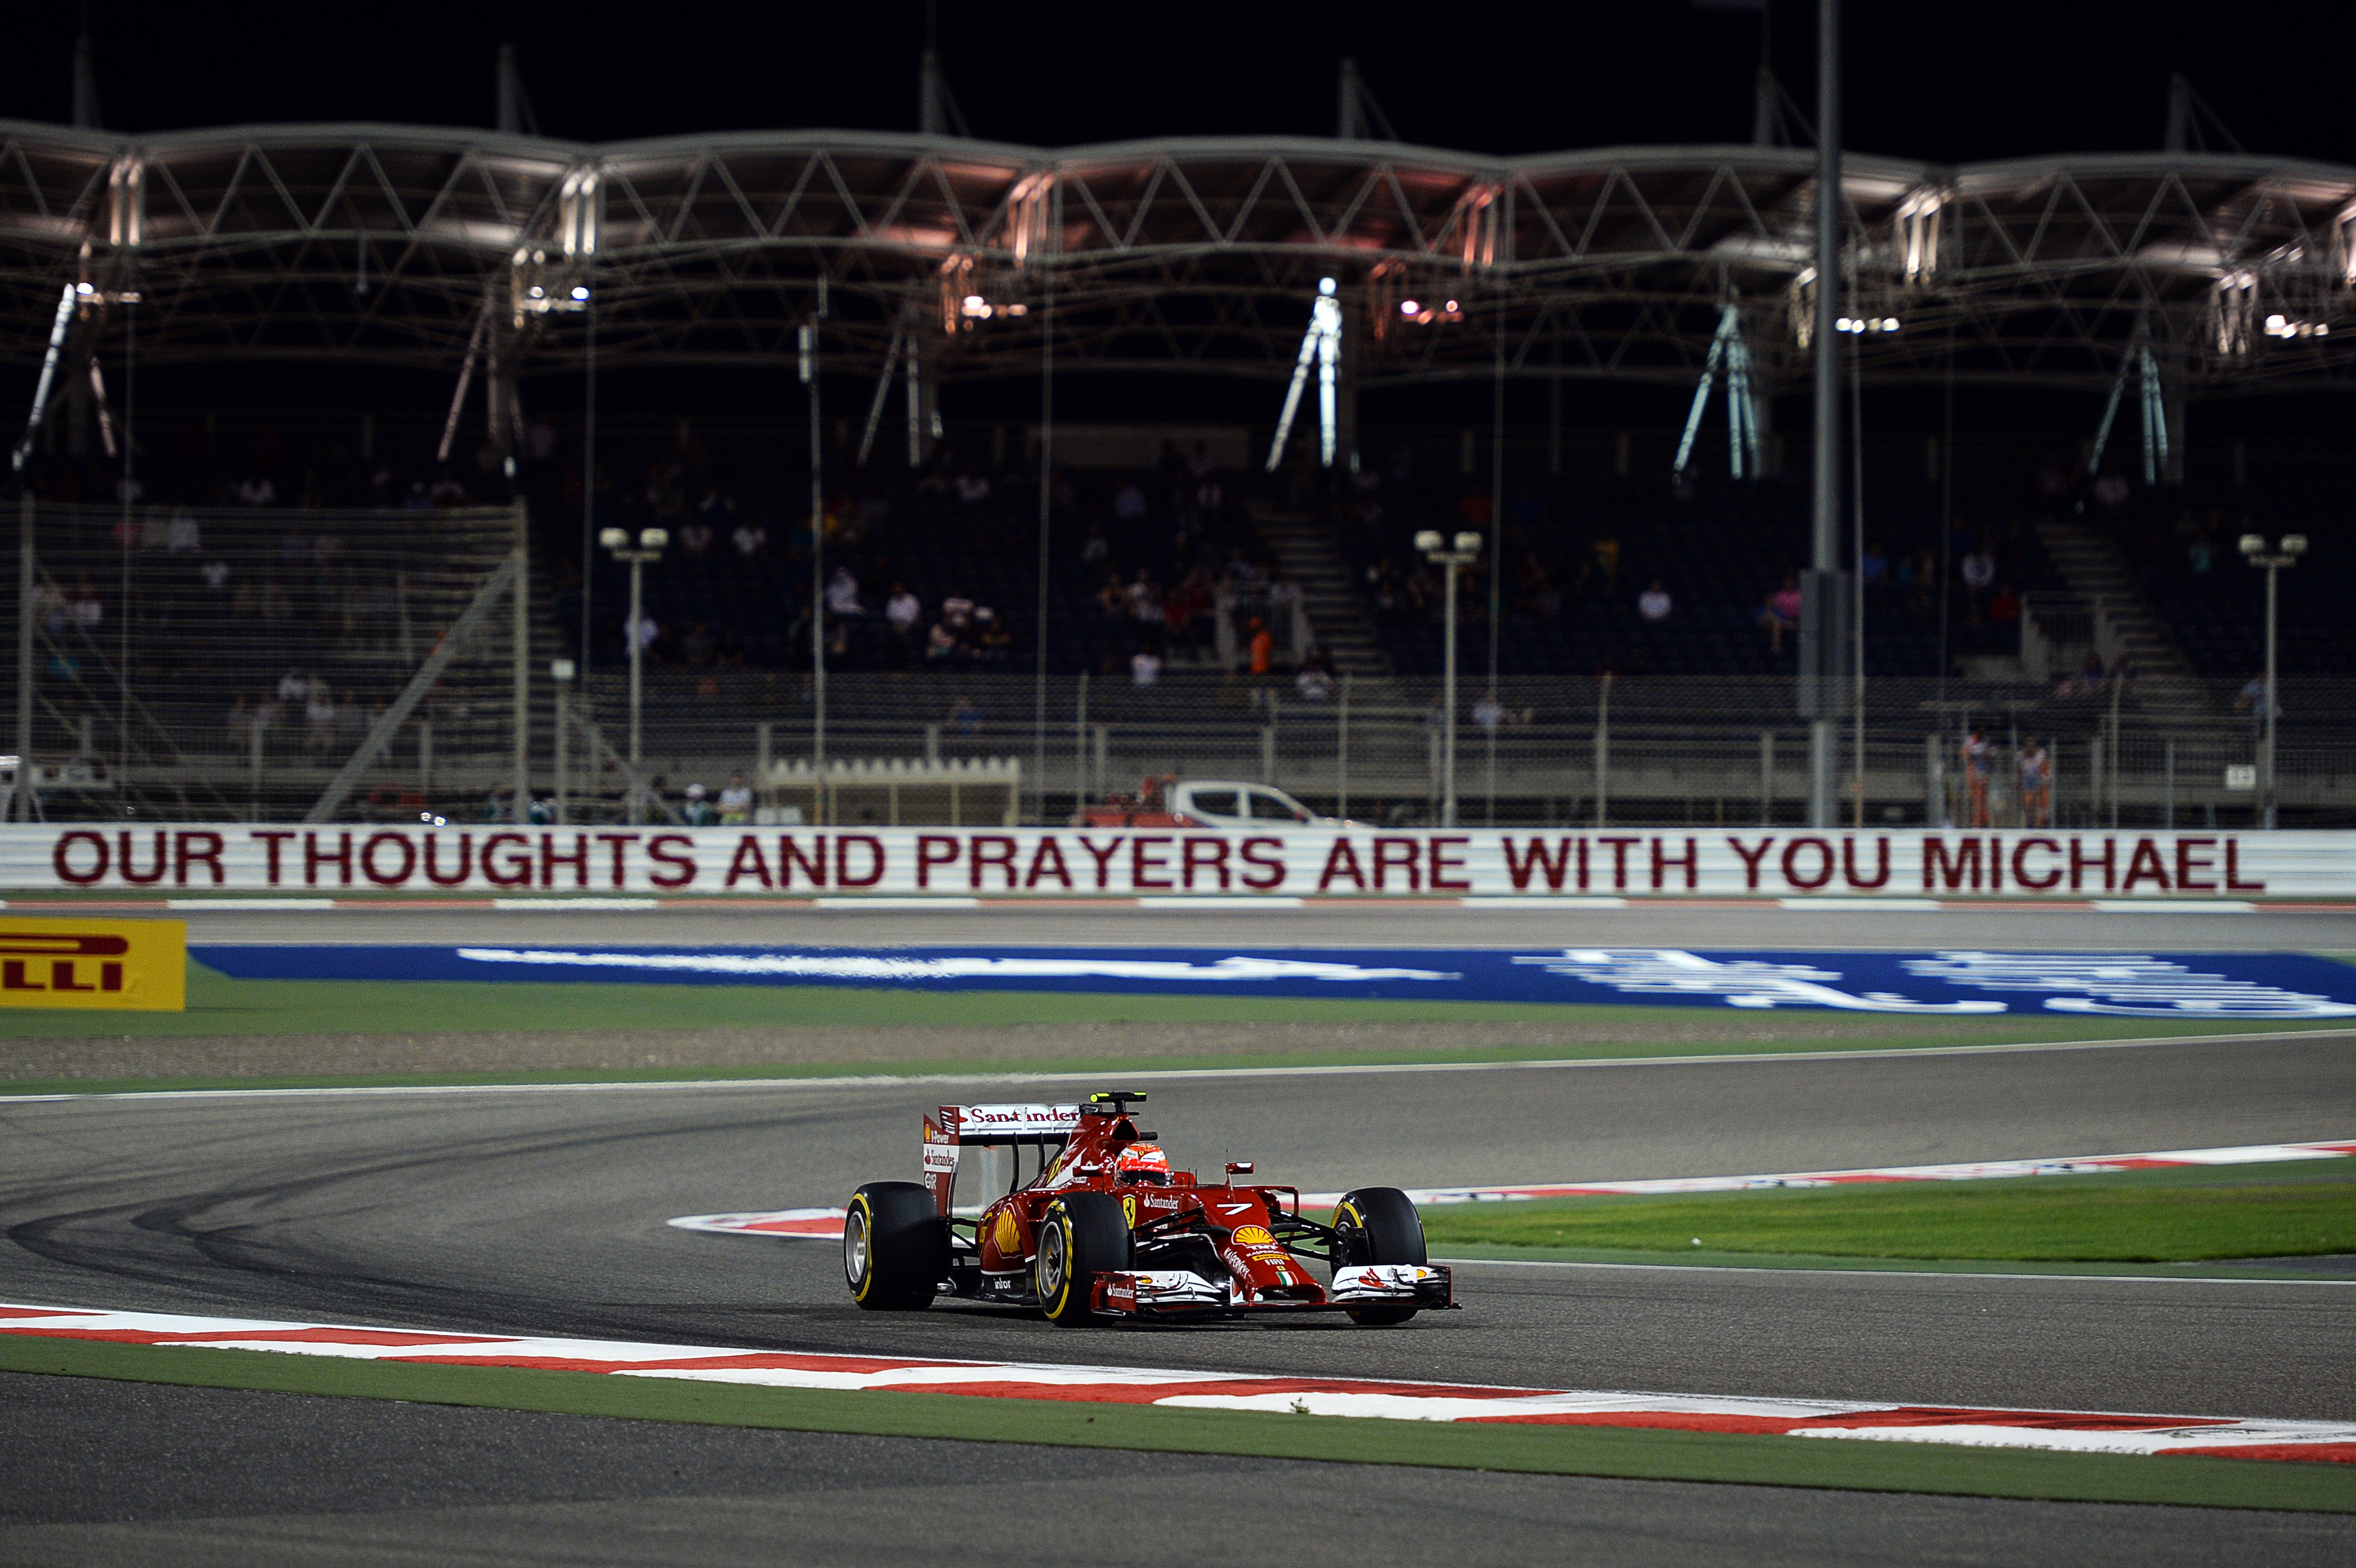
[{"left": 842, "top": 1091, "right": 1453, "bottom": 1326}]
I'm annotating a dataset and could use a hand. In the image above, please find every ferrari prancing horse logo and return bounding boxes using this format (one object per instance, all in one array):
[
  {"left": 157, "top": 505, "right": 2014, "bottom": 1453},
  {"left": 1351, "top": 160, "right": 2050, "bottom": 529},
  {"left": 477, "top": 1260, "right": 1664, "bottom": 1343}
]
[{"left": 1121, "top": 1194, "right": 1138, "bottom": 1227}]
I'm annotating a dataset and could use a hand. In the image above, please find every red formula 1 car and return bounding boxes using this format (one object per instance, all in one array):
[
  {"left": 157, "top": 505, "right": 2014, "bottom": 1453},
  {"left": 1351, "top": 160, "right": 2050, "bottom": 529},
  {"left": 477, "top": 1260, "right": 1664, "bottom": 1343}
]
[{"left": 842, "top": 1091, "right": 1453, "bottom": 1326}]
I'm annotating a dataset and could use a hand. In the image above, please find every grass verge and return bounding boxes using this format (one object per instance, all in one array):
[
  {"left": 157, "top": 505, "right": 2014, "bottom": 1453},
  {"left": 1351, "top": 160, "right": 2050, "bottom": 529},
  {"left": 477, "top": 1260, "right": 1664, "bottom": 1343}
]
[
  {"left": 1, "top": 1336, "right": 2347, "bottom": 1513},
  {"left": 1418, "top": 1160, "right": 2356, "bottom": 1265}
]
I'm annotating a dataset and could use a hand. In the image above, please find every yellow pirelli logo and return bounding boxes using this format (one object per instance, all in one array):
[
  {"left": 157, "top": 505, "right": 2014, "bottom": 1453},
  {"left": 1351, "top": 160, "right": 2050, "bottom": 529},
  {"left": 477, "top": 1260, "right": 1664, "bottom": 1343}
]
[{"left": 0, "top": 917, "right": 185, "bottom": 1011}]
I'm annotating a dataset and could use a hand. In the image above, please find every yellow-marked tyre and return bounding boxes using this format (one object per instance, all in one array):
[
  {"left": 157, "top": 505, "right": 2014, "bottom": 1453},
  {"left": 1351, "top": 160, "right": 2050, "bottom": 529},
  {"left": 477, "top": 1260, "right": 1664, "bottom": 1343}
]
[
  {"left": 844, "top": 1182, "right": 947, "bottom": 1311},
  {"left": 1034, "top": 1193, "right": 1131, "bottom": 1327},
  {"left": 1333, "top": 1187, "right": 1426, "bottom": 1327}
]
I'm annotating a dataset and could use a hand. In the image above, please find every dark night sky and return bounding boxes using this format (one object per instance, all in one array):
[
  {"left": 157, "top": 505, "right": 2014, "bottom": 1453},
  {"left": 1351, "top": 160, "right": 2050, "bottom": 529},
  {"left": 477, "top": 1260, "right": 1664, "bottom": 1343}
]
[{"left": 3, "top": 2, "right": 2349, "bottom": 166}]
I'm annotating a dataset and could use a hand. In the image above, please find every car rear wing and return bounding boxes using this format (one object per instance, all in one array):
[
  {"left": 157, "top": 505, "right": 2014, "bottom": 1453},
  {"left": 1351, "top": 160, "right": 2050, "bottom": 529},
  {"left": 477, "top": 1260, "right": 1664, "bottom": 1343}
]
[{"left": 922, "top": 1104, "right": 1082, "bottom": 1215}]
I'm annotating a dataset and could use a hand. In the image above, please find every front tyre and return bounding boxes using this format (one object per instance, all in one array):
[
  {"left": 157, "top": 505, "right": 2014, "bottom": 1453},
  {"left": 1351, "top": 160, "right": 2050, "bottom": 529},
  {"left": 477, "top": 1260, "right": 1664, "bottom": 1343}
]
[
  {"left": 1034, "top": 1193, "right": 1132, "bottom": 1327},
  {"left": 844, "top": 1182, "right": 947, "bottom": 1311},
  {"left": 1333, "top": 1186, "right": 1427, "bottom": 1327}
]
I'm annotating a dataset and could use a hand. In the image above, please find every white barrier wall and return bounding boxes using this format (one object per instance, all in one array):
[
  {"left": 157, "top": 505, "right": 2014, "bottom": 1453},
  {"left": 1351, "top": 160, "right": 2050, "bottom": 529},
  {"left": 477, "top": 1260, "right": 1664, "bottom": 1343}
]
[{"left": 5, "top": 825, "right": 2354, "bottom": 899}]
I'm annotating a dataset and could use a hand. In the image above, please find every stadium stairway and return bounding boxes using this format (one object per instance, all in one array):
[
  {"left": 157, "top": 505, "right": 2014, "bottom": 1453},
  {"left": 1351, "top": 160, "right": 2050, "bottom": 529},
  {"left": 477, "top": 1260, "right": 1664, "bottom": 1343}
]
[
  {"left": 2035, "top": 514, "right": 2216, "bottom": 732},
  {"left": 1254, "top": 514, "right": 1395, "bottom": 686}
]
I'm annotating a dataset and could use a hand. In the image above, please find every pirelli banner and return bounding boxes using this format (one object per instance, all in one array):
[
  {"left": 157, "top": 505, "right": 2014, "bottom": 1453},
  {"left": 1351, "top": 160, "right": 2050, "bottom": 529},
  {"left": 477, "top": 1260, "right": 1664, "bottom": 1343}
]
[
  {"left": 1, "top": 825, "right": 2352, "bottom": 901},
  {"left": 0, "top": 916, "right": 186, "bottom": 1010}
]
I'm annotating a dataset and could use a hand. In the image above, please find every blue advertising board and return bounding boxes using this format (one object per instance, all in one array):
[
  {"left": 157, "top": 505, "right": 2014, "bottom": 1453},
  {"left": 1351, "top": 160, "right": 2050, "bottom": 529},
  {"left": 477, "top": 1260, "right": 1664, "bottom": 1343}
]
[{"left": 193, "top": 945, "right": 2356, "bottom": 1019}]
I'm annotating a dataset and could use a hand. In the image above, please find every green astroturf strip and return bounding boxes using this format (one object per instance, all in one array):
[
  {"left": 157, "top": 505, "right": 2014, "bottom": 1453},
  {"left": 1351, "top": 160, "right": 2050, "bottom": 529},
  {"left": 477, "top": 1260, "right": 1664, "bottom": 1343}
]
[
  {"left": 1, "top": 1338, "right": 2347, "bottom": 1513},
  {"left": 1418, "top": 1160, "right": 2356, "bottom": 1264},
  {"left": 9, "top": 962, "right": 2354, "bottom": 1043}
]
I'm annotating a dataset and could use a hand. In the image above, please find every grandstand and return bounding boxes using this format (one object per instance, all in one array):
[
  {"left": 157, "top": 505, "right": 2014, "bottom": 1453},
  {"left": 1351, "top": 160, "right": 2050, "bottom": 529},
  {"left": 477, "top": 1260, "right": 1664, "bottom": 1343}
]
[{"left": 4, "top": 45, "right": 2353, "bottom": 828}]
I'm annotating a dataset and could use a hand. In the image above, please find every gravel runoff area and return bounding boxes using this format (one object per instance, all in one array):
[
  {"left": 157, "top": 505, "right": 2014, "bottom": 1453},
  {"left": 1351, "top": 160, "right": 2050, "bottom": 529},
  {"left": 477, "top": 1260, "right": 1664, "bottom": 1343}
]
[{"left": 0, "top": 1013, "right": 2075, "bottom": 1085}]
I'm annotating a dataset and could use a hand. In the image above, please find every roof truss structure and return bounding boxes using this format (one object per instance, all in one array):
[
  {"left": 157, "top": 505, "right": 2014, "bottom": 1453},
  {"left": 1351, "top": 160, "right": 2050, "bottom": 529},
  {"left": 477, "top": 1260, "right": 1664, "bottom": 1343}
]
[{"left": 3, "top": 121, "right": 2353, "bottom": 395}]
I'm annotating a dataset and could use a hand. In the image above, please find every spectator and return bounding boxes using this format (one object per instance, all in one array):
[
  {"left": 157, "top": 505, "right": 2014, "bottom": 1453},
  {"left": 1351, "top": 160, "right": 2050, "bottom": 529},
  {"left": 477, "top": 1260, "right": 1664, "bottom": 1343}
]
[
  {"left": 305, "top": 682, "right": 338, "bottom": 757},
  {"left": 681, "top": 782, "right": 713, "bottom": 827},
  {"left": 1637, "top": 579, "right": 1672, "bottom": 622},
  {"left": 1294, "top": 662, "right": 1333, "bottom": 701},
  {"left": 1758, "top": 576, "right": 1801, "bottom": 653},
  {"left": 731, "top": 520, "right": 769, "bottom": 558},
  {"left": 1590, "top": 530, "right": 1621, "bottom": 593},
  {"left": 941, "top": 595, "right": 974, "bottom": 632},
  {"left": 719, "top": 771, "right": 754, "bottom": 825},
  {"left": 1472, "top": 691, "right": 1505, "bottom": 730},
  {"left": 681, "top": 621, "right": 717, "bottom": 665},
  {"left": 626, "top": 609, "right": 660, "bottom": 657},
  {"left": 1960, "top": 545, "right": 1996, "bottom": 599},
  {"left": 236, "top": 473, "right": 276, "bottom": 507},
  {"left": 1125, "top": 569, "right": 1161, "bottom": 624},
  {"left": 1130, "top": 647, "right": 1163, "bottom": 686},
  {"left": 825, "top": 566, "right": 865, "bottom": 617},
  {"left": 1962, "top": 727, "right": 1992, "bottom": 827},
  {"left": 925, "top": 621, "right": 959, "bottom": 665},
  {"left": 954, "top": 467, "right": 991, "bottom": 507},
  {"left": 975, "top": 607, "right": 1013, "bottom": 663},
  {"left": 1248, "top": 617, "right": 1273, "bottom": 675},
  {"left": 885, "top": 582, "right": 921, "bottom": 634},
  {"left": 2018, "top": 738, "right": 2051, "bottom": 828},
  {"left": 166, "top": 505, "right": 201, "bottom": 554},
  {"left": 201, "top": 557, "right": 231, "bottom": 593},
  {"left": 1988, "top": 585, "right": 2021, "bottom": 625},
  {"left": 1080, "top": 524, "right": 1110, "bottom": 566},
  {"left": 1860, "top": 543, "right": 1888, "bottom": 590},
  {"left": 677, "top": 519, "right": 714, "bottom": 557}
]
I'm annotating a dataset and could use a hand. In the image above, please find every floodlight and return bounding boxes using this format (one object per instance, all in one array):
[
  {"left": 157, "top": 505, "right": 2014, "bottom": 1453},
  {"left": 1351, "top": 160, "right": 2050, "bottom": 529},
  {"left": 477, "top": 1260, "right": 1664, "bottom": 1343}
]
[
  {"left": 2239, "top": 534, "right": 2265, "bottom": 556},
  {"left": 1453, "top": 531, "right": 1483, "bottom": 554},
  {"left": 550, "top": 658, "right": 577, "bottom": 683},
  {"left": 599, "top": 527, "right": 628, "bottom": 549},
  {"left": 570, "top": 285, "right": 589, "bottom": 301},
  {"left": 1319, "top": 276, "right": 1337, "bottom": 296},
  {"left": 528, "top": 286, "right": 545, "bottom": 299},
  {"left": 75, "top": 282, "right": 94, "bottom": 295},
  {"left": 638, "top": 528, "right": 668, "bottom": 549},
  {"left": 2284, "top": 535, "right": 2307, "bottom": 555},
  {"left": 1414, "top": 530, "right": 1443, "bottom": 553},
  {"left": 1400, "top": 299, "right": 1419, "bottom": 315}
]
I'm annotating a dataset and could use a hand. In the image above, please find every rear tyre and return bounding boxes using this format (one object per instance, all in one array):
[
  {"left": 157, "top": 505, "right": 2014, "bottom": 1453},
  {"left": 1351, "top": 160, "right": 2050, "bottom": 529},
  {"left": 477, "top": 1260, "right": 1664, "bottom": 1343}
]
[
  {"left": 844, "top": 1182, "right": 947, "bottom": 1311},
  {"left": 1034, "top": 1193, "right": 1132, "bottom": 1327},
  {"left": 1333, "top": 1186, "right": 1427, "bottom": 1326}
]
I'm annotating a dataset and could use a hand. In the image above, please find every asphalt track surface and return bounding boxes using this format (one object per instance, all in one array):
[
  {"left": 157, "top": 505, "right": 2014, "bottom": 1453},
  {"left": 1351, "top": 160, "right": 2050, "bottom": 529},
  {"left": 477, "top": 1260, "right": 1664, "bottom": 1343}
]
[
  {"left": 148, "top": 900, "right": 2356, "bottom": 950},
  {"left": 5, "top": 1033, "right": 2355, "bottom": 1564}
]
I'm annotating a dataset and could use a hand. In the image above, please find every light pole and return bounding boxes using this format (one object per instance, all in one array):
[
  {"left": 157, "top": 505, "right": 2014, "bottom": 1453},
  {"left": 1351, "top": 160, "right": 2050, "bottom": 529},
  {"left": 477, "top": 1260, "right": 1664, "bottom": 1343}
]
[
  {"left": 1415, "top": 529, "right": 1483, "bottom": 827},
  {"left": 599, "top": 526, "right": 667, "bottom": 823},
  {"left": 550, "top": 658, "right": 575, "bottom": 824},
  {"left": 2238, "top": 531, "right": 2304, "bottom": 829}
]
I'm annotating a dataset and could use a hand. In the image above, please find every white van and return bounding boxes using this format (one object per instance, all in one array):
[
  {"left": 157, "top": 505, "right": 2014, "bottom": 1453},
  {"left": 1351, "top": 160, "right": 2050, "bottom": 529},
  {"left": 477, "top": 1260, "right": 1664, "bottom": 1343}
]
[{"left": 1167, "top": 781, "right": 1331, "bottom": 831}]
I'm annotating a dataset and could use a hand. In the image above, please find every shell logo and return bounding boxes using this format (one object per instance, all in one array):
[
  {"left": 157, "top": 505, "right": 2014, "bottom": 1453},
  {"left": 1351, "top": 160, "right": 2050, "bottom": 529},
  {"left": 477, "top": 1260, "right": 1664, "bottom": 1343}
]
[
  {"left": 993, "top": 1209, "right": 1021, "bottom": 1257},
  {"left": 1231, "top": 1225, "right": 1276, "bottom": 1247}
]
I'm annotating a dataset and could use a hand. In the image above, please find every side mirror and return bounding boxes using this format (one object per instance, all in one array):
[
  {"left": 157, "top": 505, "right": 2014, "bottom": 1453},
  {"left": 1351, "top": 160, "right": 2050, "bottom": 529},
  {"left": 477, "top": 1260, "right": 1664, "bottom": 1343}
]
[{"left": 1225, "top": 1161, "right": 1255, "bottom": 1176}]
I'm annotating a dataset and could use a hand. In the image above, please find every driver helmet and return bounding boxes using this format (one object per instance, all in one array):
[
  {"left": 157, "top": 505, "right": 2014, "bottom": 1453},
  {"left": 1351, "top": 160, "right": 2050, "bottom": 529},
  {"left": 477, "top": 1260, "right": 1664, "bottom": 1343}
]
[{"left": 1113, "top": 1143, "right": 1171, "bottom": 1184}]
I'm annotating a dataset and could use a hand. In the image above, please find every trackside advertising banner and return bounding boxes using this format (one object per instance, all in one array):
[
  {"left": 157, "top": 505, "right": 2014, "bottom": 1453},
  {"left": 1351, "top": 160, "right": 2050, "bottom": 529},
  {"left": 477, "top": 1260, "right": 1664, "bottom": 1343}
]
[{"left": 4, "top": 825, "right": 2353, "bottom": 899}]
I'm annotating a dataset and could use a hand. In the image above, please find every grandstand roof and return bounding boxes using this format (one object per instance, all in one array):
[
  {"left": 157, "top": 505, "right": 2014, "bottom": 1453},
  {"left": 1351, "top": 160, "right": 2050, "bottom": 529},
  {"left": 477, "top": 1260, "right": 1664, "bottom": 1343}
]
[{"left": 4, "top": 119, "right": 2353, "bottom": 392}]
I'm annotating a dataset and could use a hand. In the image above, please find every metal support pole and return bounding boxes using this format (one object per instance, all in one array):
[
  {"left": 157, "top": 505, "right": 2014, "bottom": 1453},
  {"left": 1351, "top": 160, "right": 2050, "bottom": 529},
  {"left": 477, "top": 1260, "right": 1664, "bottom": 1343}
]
[
  {"left": 250, "top": 707, "right": 267, "bottom": 822},
  {"left": 2163, "top": 738, "right": 2175, "bottom": 830},
  {"left": 1593, "top": 672, "right": 1612, "bottom": 828},
  {"left": 803, "top": 316, "right": 826, "bottom": 775},
  {"left": 1337, "top": 672, "right": 1351, "bottom": 822},
  {"left": 1759, "top": 730, "right": 1774, "bottom": 825},
  {"left": 14, "top": 493, "right": 32, "bottom": 820},
  {"left": 1440, "top": 559, "right": 1460, "bottom": 827},
  {"left": 510, "top": 506, "right": 530, "bottom": 825},
  {"left": 554, "top": 683, "right": 570, "bottom": 825},
  {"left": 2263, "top": 560, "right": 2278, "bottom": 829},
  {"left": 1807, "top": 0, "right": 1842, "bottom": 827},
  {"left": 1073, "top": 670, "right": 1088, "bottom": 815},
  {"left": 627, "top": 556, "right": 644, "bottom": 824}
]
